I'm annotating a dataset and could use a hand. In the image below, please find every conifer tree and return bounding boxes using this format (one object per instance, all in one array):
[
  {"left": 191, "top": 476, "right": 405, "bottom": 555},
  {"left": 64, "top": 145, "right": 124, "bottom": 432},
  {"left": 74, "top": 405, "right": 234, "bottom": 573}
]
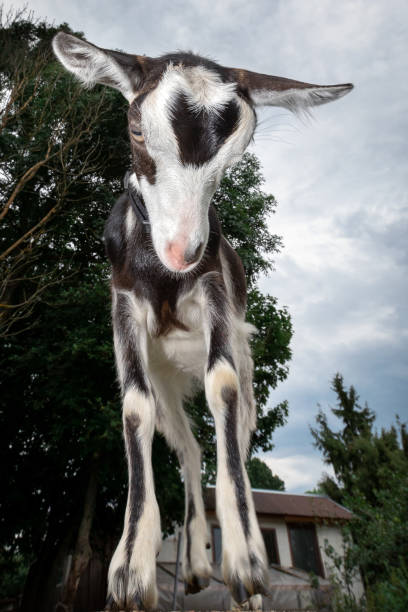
[{"left": 311, "top": 374, "right": 408, "bottom": 594}]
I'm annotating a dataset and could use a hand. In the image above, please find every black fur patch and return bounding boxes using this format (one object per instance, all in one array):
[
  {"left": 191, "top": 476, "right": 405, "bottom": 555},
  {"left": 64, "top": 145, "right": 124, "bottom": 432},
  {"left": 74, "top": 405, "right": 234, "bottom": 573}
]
[
  {"left": 128, "top": 102, "right": 157, "bottom": 185},
  {"left": 105, "top": 200, "right": 223, "bottom": 338},
  {"left": 201, "top": 272, "right": 234, "bottom": 372},
  {"left": 222, "top": 385, "right": 250, "bottom": 537},
  {"left": 185, "top": 493, "right": 195, "bottom": 566},
  {"left": 220, "top": 237, "right": 247, "bottom": 313},
  {"left": 114, "top": 292, "right": 149, "bottom": 394},
  {"left": 124, "top": 412, "right": 145, "bottom": 562},
  {"left": 171, "top": 93, "right": 240, "bottom": 165}
]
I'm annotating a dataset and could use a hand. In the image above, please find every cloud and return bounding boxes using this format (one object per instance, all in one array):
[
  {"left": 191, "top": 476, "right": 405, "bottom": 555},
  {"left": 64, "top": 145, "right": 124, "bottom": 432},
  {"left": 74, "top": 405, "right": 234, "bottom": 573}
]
[
  {"left": 4, "top": 0, "right": 407, "bottom": 487},
  {"left": 260, "top": 452, "right": 335, "bottom": 493}
]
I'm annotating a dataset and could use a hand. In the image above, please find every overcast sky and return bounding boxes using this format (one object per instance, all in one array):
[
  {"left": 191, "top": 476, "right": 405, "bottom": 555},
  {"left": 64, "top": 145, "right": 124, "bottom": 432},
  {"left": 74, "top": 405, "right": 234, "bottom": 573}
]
[{"left": 7, "top": 0, "right": 407, "bottom": 492}]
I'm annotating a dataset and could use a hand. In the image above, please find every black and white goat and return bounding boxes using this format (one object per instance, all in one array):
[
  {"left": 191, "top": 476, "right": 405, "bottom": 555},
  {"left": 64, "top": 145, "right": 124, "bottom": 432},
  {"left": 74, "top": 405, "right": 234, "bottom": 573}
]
[{"left": 53, "top": 32, "right": 352, "bottom": 611}]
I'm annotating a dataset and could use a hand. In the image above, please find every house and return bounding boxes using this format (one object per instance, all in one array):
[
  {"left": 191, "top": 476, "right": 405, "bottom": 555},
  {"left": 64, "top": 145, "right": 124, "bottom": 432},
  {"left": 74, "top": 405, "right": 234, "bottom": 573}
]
[{"left": 156, "top": 486, "right": 365, "bottom": 610}]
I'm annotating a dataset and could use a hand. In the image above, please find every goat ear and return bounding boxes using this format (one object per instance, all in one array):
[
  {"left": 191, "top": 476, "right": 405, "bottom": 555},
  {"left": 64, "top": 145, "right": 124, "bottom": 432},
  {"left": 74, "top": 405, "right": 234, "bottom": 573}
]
[
  {"left": 229, "top": 68, "right": 353, "bottom": 113},
  {"left": 52, "top": 32, "right": 146, "bottom": 102}
]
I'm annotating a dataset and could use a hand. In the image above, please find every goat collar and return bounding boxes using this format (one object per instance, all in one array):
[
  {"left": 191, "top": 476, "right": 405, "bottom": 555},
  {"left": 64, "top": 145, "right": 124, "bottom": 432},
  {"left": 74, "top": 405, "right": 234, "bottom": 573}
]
[{"left": 123, "top": 171, "right": 150, "bottom": 232}]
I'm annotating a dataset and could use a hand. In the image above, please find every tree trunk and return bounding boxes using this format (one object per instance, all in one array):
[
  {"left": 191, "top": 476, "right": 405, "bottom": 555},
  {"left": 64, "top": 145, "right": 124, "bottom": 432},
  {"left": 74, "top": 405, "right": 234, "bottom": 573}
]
[
  {"left": 56, "top": 454, "right": 99, "bottom": 612},
  {"left": 20, "top": 520, "right": 74, "bottom": 612}
]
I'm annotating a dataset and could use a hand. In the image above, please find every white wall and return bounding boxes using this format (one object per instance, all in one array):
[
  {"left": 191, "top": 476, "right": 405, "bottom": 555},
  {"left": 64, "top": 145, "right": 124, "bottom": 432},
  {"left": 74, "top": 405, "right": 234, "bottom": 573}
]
[
  {"left": 158, "top": 530, "right": 182, "bottom": 563},
  {"left": 258, "top": 516, "right": 292, "bottom": 567},
  {"left": 316, "top": 523, "right": 365, "bottom": 603},
  {"left": 157, "top": 515, "right": 365, "bottom": 604}
]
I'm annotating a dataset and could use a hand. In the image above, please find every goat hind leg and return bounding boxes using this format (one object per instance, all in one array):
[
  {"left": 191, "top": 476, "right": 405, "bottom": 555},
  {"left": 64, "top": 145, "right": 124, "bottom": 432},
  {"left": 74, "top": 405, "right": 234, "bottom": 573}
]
[{"left": 154, "top": 377, "right": 212, "bottom": 595}]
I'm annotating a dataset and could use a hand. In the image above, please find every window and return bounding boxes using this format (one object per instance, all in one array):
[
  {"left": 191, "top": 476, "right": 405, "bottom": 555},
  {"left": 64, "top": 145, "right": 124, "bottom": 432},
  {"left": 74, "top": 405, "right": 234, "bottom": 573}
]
[
  {"left": 261, "top": 529, "right": 280, "bottom": 565},
  {"left": 212, "top": 525, "right": 222, "bottom": 565},
  {"left": 287, "top": 522, "right": 323, "bottom": 577}
]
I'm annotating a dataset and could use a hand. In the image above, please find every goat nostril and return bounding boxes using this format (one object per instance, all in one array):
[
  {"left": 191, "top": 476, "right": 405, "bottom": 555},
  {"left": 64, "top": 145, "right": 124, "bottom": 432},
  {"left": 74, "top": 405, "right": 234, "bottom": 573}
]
[{"left": 184, "top": 242, "right": 203, "bottom": 264}]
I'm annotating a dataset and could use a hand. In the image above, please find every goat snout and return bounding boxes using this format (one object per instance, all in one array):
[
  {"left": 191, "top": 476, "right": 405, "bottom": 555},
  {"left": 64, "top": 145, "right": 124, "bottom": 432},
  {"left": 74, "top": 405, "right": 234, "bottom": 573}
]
[{"left": 165, "top": 240, "right": 203, "bottom": 271}]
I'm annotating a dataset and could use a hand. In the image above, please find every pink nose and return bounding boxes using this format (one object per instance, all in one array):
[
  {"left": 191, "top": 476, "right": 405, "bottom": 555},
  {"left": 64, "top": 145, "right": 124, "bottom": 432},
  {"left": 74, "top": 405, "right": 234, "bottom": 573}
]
[{"left": 165, "top": 241, "right": 202, "bottom": 270}]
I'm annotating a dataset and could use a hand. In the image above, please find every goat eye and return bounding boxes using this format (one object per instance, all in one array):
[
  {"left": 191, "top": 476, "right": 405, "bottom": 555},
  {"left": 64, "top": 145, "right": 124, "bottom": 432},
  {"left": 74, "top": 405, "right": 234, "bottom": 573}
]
[{"left": 131, "top": 128, "right": 144, "bottom": 143}]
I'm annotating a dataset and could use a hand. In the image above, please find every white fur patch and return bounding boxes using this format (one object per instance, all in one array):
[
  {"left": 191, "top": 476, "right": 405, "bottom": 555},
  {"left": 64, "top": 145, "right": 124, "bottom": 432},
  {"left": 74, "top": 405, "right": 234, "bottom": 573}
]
[
  {"left": 136, "top": 67, "right": 256, "bottom": 273},
  {"left": 125, "top": 205, "right": 136, "bottom": 236},
  {"left": 251, "top": 83, "right": 353, "bottom": 114},
  {"left": 52, "top": 33, "right": 136, "bottom": 101},
  {"left": 181, "top": 65, "right": 237, "bottom": 111}
]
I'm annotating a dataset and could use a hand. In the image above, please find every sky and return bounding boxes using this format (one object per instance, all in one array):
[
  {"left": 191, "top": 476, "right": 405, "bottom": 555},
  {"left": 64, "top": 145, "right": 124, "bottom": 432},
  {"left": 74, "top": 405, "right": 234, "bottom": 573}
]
[{"left": 6, "top": 0, "right": 407, "bottom": 492}]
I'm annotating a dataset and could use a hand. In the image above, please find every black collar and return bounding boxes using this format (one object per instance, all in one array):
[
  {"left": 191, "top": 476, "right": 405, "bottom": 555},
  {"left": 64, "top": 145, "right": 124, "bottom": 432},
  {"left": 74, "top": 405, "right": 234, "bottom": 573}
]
[{"left": 123, "top": 171, "right": 150, "bottom": 232}]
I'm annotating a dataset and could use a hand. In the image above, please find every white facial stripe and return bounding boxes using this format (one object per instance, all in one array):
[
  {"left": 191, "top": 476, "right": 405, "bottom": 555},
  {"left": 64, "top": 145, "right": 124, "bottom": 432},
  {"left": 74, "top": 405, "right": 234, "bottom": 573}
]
[{"left": 139, "top": 164, "right": 211, "bottom": 271}]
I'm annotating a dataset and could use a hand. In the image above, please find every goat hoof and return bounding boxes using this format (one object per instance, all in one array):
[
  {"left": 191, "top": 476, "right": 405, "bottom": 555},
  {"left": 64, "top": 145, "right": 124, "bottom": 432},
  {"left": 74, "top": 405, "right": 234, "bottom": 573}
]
[
  {"left": 129, "top": 593, "right": 144, "bottom": 610},
  {"left": 104, "top": 595, "right": 120, "bottom": 611},
  {"left": 250, "top": 577, "right": 268, "bottom": 596},
  {"left": 184, "top": 574, "right": 210, "bottom": 594},
  {"left": 230, "top": 579, "right": 250, "bottom": 604}
]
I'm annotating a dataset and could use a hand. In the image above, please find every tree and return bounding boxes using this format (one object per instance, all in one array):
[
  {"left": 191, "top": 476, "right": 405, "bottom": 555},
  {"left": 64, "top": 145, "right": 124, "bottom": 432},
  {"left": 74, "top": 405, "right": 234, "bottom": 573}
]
[
  {"left": 311, "top": 374, "right": 406, "bottom": 507},
  {"left": 311, "top": 374, "right": 408, "bottom": 607},
  {"left": 246, "top": 457, "right": 285, "bottom": 491},
  {"left": 0, "top": 9, "right": 129, "bottom": 339},
  {"left": 1, "top": 11, "right": 292, "bottom": 611},
  {"left": 311, "top": 373, "right": 375, "bottom": 504}
]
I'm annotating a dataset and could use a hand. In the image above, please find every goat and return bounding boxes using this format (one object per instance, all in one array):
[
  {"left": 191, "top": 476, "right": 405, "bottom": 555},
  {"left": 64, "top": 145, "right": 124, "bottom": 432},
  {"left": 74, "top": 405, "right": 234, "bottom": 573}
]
[{"left": 52, "top": 32, "right": 352, "bottom": 611}]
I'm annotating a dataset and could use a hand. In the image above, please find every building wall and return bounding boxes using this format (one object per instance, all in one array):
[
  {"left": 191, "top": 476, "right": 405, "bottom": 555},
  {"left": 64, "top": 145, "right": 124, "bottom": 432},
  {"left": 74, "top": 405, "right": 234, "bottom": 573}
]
[
  {"left": 158, "top": 515, "right": 365, "bottom": 604},
  {"left": 258, "top": 516, "right": 292, "bottom": 567},
  {"left": 158, "top": 531, "right": 181, "bottom": 563},
  {"left": 316, "top": 523, "right": 365, "bottom": 602}
]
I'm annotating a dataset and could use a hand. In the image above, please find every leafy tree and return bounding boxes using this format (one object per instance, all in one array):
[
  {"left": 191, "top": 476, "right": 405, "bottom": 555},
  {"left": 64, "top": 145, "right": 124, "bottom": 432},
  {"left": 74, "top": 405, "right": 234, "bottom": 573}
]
[
  {"left": 366, "top": 563, "right": 408, "bottom": 612},
  {"left": 305, "top": 486, "right": 326, "bottom": 495},
  {"left": 0, "top": 9, "right": 129, "bottom": 339},
  {"left": 246, "top": 457, "right": 285, "bottom": 491},
  {"left": 213, "top": 153, "right": 282, "bottom": 284},
  {"left": 1, "top": 11, "right": 292, "bottom": 611},
  {"left": 311, "top": 374, "right": 408, "bottom": 608}
]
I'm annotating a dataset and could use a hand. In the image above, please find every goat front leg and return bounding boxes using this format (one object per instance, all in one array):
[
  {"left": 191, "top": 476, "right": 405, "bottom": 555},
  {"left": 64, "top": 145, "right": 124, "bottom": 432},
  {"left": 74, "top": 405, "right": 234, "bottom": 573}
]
[
  {"left": 106, "top": 293, "right": 160, "bottom": 611},
  {"left": 201, "top": 273, "right": 268, "bottom": 604}
]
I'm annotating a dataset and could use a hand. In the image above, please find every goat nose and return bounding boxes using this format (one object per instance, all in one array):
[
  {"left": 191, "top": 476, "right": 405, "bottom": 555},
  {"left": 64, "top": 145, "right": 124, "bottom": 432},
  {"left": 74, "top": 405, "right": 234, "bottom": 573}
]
[
  {"left": 184, "top": 242, "right": 203, "bottom": 264},
  {"left": 166, "top": 241, "right": 203, "bottom": 270}
]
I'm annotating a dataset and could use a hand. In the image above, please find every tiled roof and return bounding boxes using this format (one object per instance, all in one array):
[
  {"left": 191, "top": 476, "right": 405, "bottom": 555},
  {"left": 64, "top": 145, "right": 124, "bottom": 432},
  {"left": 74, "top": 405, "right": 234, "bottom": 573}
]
[{"left": 204, "top": 487, "right": 352, "bottom": 521}]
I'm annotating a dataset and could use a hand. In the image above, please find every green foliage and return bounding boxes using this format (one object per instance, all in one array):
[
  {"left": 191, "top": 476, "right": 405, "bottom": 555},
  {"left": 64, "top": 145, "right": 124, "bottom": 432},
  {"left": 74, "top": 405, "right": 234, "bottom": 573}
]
[
  {"left": 311, "top": 374, "right": 408, "bottom": 610},
  {"left": 214, "top": 153, "right": 282, "bottom": 286},
  {"left": 324, "top": 538, "right": 408, "bottom": 612},
  {"left": 0, "top": 10, "right": 129, "bottom": 338},
  {"left": 323, "top": 534, "right": 365, "bottom": 612},
  {"left": 305, "top": 486, "right": 326, "bottom": 495},
  {"left": 366, "top": 562, "right": 408, "bottom": 612},
  {"left": 345, "top": 470, "right": 408, "bottom": 589},
  {"left": 0, "top": 550, "right": 29, "bottom": 600},
  {"left": 246, "top": 457, "right": 285, "bottom": 490}
]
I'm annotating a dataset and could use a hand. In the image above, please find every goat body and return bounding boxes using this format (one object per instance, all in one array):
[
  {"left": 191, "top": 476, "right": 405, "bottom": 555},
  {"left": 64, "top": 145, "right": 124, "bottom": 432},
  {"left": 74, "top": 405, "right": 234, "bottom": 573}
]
[{"left": 52, "top": 32, "right": 353, "bottom": 610}]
